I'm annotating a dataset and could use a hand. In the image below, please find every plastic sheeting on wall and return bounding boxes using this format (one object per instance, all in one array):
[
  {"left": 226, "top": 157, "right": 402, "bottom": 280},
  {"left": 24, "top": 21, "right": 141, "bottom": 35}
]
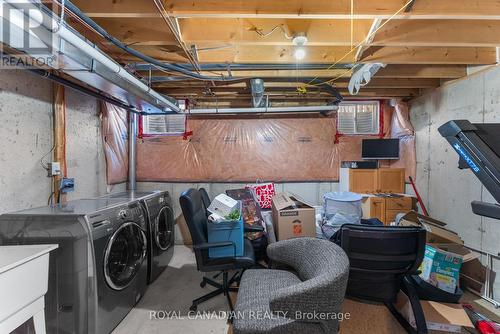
[
  {"left": 388, "top": 99, "right": 416, "bottom": 181},
  {"left": 101, "top": 102, "right": 128, "bottom": 184},
  {"left": 137, "top": 117, "right": 340, "bottom": 182},
  {"left": 136, "top": 111, "right": 416, "bottom": 183},
  {"left": 101, "top": 101, "right": 417, "bottom": 184}
]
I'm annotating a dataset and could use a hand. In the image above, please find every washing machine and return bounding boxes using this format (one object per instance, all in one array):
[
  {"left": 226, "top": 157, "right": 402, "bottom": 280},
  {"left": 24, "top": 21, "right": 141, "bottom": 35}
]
[
  {"left": 100, "top": 191, "right": 175, "bottom": 284},
  {"left": 0, "top": 198, "right": 148, "bottom": 334}
]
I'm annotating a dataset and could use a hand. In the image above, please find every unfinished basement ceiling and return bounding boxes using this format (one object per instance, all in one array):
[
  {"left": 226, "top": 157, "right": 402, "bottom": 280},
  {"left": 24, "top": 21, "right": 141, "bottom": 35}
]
[{"left": 65, "top": 0, "right": 499, "bottom": 108}]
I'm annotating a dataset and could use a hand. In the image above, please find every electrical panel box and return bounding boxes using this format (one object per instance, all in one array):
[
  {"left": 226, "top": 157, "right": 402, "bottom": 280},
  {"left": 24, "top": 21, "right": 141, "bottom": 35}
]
[{"left": 47, "top": 162, "right": 61, "bottom": 177}]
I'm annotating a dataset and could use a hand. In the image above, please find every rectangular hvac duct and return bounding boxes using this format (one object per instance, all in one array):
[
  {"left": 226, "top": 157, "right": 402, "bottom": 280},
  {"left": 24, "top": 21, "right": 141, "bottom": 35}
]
[{"left": 0, "top": 0, "right": 179, "bottom": 114}]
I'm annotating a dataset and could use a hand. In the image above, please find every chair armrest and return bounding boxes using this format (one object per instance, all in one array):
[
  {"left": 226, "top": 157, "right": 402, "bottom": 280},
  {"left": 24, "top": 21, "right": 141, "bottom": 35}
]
[
  {"left": 244, "top": 223, "right": 264, "bottom": 233},
  {"left": 193, "top": 241, "right": 236, "bottom": 257}
]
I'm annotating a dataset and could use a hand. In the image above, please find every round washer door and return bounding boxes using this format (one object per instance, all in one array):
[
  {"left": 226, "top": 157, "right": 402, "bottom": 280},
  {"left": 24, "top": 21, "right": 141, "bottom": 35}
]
[
  {"left": 104, "top": 221, "right": 147, "bottom": 290},
  {"left": 154, "top": 206, "right": 173, "bottom": 251}
]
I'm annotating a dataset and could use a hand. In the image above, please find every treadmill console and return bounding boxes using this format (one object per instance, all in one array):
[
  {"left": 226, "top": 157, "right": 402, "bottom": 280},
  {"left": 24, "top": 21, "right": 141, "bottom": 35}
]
[{"left": 439, "top": 120, "right": 500, "bottom": 221}]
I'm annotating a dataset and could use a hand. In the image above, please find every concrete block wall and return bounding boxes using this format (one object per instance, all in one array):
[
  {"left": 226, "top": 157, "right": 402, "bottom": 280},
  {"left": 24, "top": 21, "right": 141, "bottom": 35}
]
[
  {"left": 0, "top": 69, "right": 110, "bottom": 213},
  {"left": 409, "top": 65, "right": 500, "bottom": 301}
]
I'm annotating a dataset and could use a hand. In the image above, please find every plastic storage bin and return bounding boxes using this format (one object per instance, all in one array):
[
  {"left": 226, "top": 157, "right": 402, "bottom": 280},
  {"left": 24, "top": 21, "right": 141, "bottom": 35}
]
[
  {"left": 207, "top": 203, "right": 244, "bottom": 258},
  {"left": 321, "top": 192, "right": 363, "bottom": 239},
  {"left": 323, "top": 191, "right": 363, "bottom": 219}
]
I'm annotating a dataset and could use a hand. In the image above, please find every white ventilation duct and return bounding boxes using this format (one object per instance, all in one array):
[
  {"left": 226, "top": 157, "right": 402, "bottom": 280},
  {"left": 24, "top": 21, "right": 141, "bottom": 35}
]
[{"left": 348, "top": 63, "right": 386, "bottom": 95}]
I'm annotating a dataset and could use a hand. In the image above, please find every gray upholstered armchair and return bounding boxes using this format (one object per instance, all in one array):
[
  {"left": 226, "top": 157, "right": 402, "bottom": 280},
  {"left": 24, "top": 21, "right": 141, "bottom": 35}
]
[{"left": 233, "top": 237, "right": 350, "bottom": 334}]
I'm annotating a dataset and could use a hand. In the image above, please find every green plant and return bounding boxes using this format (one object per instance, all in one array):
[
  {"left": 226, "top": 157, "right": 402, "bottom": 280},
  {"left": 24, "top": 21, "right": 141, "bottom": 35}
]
[{"left": 225, "top": 209, "right": 240, "bottom": 220}]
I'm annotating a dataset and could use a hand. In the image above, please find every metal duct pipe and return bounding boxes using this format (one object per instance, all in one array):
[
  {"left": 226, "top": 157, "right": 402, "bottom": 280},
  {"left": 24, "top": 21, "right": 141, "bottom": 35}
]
[
  {"left": 189, "top": 105, "right": 340, "bottom": 114},
  {"left": 128, "top": 112, "right": 138, "bottom": 190},
  {"left": 250, "top": 78, "right": 265, "bottom": 108},
  {"left": 27, "top": 68, "right": 139, "bottom": 112},
  {"left": 1, "top": 0, "right": 180, "bottom": 113}
]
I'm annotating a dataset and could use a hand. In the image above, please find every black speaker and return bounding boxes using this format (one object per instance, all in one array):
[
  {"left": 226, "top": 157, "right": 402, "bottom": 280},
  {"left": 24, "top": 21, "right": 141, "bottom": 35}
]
[{"left": 341, "top": 160, "right": 379, "bottom": 169}]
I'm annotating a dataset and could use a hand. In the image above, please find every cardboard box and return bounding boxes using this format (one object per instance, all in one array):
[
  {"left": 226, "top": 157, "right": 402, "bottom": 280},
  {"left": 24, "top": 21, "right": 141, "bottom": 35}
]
[
  {"left": 395, "top": 291, "right": 474, "bottom": 333},
  {"left": 271, "top": 192, "right": 316, "bottom": 240},
  {"left": 399, "top": 212, "right": 481, "bottom": 294},
  {"left": 460, "top": 258, "right": 490, "bottom": 295},
  {"left": 419, "top": 244, "right": 464, "bottom": 294},
  {"left": 399, "top": 211, "right": 463, "bottom": 245}
]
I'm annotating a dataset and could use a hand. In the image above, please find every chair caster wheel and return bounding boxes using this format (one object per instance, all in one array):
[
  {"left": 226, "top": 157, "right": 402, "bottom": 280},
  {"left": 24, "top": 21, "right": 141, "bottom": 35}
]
[
  {"left": 189, "top": 305, "right": 197, "bottom": 312},
  {"left": 200, "top": 281, "right": 206, "bottom": 288}
]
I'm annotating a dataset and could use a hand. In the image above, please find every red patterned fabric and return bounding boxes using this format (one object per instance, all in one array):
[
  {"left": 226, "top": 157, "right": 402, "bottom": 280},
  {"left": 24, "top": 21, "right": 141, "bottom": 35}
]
[{"left": 245, "top": 182, "right": 275, "bottom": 209}]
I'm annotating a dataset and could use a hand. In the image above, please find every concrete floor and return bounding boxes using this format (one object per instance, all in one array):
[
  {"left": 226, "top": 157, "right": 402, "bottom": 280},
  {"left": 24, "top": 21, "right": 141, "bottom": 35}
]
[
  {"left": 113, "top": 245, "right": 499, "bottom": 334},
  {"left": 112, "top": 245, "right": 230, "bottom": 334}
]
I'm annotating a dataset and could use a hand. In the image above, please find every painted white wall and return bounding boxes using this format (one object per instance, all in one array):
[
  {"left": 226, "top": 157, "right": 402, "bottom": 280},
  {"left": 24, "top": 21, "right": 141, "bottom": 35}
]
[
  {"left": 409, "top": 65, "right": 500, "bottom": 301},
  {"left": 0, "top": 70, "right": 110, "bottom": 213}
]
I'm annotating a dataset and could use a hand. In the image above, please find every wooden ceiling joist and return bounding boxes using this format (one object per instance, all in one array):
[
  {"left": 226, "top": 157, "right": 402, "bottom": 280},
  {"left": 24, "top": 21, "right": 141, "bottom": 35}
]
[
  {"left": 77, "top": 0, "right": 500, "bottom": 20},
  {"left": 361, "top": 46, "right": 496, "bottom": 65},
  {"left": 138, "top": 65, "right": 467, "bottom": 79},
  {"left": 68, "top": 0, "right": 498, "bottom": 100},
  {"left": 372, "top": 20, "right": 500, "bottom": 47},
  {"left": 93, "top": 18, "right": 500, "bottom": 49},
  {"left": 120, "top": 46, "right": 494, "bottom": 65}
]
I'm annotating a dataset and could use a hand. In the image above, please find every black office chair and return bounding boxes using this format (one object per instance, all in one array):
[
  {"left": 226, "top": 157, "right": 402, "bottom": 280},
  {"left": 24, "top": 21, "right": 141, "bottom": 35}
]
[
  {"left": 180, "top": 188, "right": 258, "bottom": 312},
  {"left": 199, "top": 187, "right": 211, "bottom": 215},
  {"left": 336, "top": 224, "right": 428, "bottom": 334}
]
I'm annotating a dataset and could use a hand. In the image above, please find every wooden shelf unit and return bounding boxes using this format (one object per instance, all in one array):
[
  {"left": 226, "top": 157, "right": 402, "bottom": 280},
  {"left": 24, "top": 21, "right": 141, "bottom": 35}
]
[
  {"left": 362, "top": 196, "right": 416, "bottom": 225},
  {"left": 344, "top": 168, "right": 406, "bottom": 194}
]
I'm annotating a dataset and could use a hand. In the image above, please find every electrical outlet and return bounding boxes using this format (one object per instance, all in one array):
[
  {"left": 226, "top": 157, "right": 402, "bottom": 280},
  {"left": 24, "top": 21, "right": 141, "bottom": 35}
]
[
  {"left": 60, "top": 178, "right": 75, "bottom": 193},
  {"left": 47, "top": 162, "right": 61, "bottom": 177}
]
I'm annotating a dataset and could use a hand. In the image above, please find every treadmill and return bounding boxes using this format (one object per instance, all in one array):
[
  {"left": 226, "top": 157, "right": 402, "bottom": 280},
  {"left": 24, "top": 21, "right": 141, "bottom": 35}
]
[{"left": 439, "top": 120, "right": 500, "bottom": 220}]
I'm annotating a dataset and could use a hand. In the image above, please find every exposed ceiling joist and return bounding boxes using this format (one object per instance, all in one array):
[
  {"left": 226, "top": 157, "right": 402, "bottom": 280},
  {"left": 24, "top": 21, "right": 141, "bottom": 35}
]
[
  {"left": 117, "top": 45, "right": 494, "bottom": 64},
  {"left": 137, "top": 65, "right": 467, "bottom": 79},
  {"left": 373, "top": 20, "right": 500, "bottom": 47},
  {"left": 93, "top": 18, "right": 500, "bottom": 49},
  {"left": 77, "top": 0, "right": 500, "bottom": 20},
  {"left": 66, "top": 0, "right": 492, "bottom": 100},
  {"left": 361, "top": 46, "right": 496, "bottom": 65}
]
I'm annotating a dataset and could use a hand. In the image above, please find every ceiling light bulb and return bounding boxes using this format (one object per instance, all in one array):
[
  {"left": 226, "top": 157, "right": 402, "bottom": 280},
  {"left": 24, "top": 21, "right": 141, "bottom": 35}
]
[
  {"left": 292, "top": 33, "right": 308, "bottom": 47},
  {"left": 294, "top": 48, "right": 306, "bottom": 60}
]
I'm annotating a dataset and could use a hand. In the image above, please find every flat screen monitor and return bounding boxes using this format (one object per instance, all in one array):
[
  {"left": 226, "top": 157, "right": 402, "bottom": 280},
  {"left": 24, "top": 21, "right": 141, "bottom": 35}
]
[{"left": 362, "top": 139, "right": 400, "bottom": 160}]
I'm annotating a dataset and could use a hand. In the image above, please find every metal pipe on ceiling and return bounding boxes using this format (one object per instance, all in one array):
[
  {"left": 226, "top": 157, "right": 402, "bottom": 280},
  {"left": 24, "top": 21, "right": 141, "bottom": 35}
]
[
  {"left": 133, "top": 63, "right": 354, "bottom": 72},
  {"left": 128, "top": 112, "right": 138, "bottom": 190},
  {"left": 189, "top": 105, "right": 339, "bottom": 114}
]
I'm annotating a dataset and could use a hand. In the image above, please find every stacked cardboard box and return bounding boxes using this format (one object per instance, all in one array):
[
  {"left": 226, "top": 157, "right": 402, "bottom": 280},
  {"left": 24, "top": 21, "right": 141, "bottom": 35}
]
[
  {"left": 271, "top": 193, "right": 316, "bottom": 240},
  {"left": 398, "top": 211, "right": 482, "bottom": 332}
]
